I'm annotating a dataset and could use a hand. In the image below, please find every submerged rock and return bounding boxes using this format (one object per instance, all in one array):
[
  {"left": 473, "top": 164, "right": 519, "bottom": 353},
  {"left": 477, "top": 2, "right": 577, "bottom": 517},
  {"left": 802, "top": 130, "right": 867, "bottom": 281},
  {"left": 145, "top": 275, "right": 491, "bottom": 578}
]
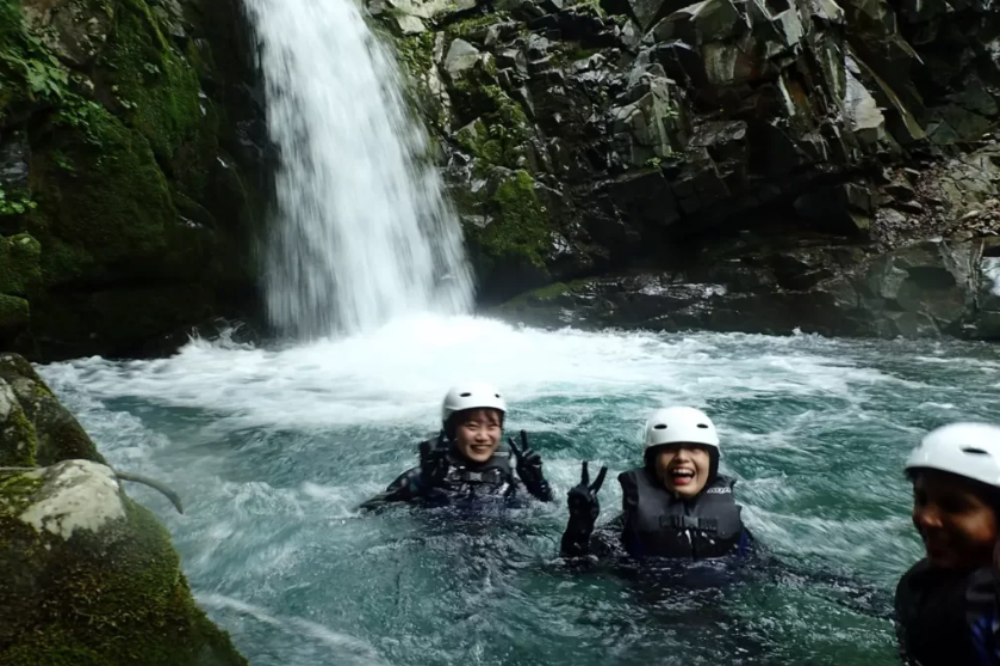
[{"left": 0, "top": 353, "right": 248, "bottom": 666}]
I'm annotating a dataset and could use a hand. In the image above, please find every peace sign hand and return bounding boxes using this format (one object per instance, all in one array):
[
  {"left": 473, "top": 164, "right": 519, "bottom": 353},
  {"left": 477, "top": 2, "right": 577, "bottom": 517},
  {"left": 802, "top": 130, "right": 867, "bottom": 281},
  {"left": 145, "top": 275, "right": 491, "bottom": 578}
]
[
  {"left": 567, "top": 461, "right": 608, "bottom": 525},
  {"left": 508, "top": 430, "right": 553, "bottom": 501}
]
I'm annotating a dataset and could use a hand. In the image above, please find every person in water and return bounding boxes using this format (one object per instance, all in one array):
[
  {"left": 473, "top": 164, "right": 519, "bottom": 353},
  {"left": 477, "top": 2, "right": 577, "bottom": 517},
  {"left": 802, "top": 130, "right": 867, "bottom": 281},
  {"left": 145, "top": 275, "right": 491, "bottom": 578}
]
[
  {"left": 359, "top": 382, "right": 554, "bottom": 510},
  {"left": 895, "top": 421, "right": 1000, "bottom": 666},
  {"left": 561, "top": 405, "right": 753, "bottom": 560}
]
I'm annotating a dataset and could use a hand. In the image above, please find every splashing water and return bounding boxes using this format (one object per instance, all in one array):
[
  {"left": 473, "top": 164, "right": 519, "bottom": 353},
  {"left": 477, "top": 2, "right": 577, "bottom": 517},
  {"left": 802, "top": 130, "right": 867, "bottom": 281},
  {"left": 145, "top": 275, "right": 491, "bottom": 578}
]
[
  {"left": 38, "top": 316, "right": 1000, "bottom": 665},
  {"left": 246, "top": 0, "right": 474, "bottom": 338},
  {"left": 984, "top": 257, "right": 1000, "bottom": 297}
]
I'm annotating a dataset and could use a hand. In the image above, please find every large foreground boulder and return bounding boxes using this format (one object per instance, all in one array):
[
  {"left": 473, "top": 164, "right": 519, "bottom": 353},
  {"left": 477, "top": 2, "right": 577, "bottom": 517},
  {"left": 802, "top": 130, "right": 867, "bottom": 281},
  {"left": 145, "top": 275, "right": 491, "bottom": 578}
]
[{"left": 0, "top": 353, "right": 248, "bottom": 666}]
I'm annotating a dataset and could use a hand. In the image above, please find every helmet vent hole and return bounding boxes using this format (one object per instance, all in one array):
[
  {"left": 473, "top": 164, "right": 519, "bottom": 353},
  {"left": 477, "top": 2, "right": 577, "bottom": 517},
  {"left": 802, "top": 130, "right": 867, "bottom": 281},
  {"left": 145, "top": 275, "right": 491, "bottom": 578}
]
[
  {"left": 697, "top": 424, "right": 708, "bottom": 429},
  {"left": 962, "top": 447, "right": 989, "bottom": 455},
  {"left": 460, "top": 392, "right": 472, "bottom": 398},
  {"left": 654, "top": 424, "right": 667, "bottom": 430}
]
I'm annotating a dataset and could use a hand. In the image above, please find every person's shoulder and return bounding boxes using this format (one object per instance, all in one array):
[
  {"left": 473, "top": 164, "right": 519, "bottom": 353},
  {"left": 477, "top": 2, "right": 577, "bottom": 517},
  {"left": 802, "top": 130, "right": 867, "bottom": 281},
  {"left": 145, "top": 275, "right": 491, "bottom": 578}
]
[
  {"left": 706, "top": 474, "right": 737, "bottom": 494},
  {"left": 895, "top": 558, "right": 933, "bottom": 597}
]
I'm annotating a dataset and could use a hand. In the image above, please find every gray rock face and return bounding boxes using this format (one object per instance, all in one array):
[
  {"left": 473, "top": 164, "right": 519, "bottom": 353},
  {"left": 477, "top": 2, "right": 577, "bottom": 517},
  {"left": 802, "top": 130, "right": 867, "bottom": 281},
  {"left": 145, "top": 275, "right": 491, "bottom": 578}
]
[
  {"left": 382, "top": 0, "right": 1000, "bottom": 332},
  {"left": 494, "top": 235, "right": 1000, "bottom": 340}
]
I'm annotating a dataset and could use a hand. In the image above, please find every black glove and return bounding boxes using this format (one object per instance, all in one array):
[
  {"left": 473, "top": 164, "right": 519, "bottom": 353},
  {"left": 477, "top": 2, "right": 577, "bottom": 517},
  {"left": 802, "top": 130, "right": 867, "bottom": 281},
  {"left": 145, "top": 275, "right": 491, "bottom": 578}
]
[
  {"left": 418, "top": 431, "right": 450, "bottom": 494},
  {"left": 508, "top": 430, "right": 553, "bottom": 501},
  {"left": 567, "top": 461, "right": 608, "bottom": 528}
]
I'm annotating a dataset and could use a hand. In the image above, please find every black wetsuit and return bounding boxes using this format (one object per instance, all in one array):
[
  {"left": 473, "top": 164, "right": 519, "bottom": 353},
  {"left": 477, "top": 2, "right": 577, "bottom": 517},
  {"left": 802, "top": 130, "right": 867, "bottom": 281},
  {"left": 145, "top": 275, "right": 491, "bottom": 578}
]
[
  {"left": 359, "top": 439, "right": 524, "bottom": 511},
  {"left": 895, "top": 559, "right": 1000, "bottom": 666}
]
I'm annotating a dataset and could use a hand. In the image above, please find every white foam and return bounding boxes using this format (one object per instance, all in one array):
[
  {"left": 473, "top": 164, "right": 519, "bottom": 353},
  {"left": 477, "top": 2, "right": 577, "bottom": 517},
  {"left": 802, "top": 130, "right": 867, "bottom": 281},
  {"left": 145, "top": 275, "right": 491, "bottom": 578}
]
[
  {"left": 40, "top": 315, "right": 905, "bottom": 433},
  {"left": 984, "top": 257, "right": 1000, "bottom": 297}
]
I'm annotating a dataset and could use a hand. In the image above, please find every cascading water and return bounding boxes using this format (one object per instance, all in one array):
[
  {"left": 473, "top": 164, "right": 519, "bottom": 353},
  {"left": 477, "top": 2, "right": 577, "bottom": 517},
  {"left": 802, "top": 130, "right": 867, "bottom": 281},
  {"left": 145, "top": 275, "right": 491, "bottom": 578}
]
[{"left": 246, "top": 0, "right": 474, "bottom": 338}]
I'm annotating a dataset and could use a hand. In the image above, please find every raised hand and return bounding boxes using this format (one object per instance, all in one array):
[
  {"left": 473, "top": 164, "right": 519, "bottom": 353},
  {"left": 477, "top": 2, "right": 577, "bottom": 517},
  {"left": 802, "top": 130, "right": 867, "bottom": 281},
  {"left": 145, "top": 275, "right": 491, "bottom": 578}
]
[
  {"left": 508, "top": 430, "right": 553, "bottom": 501},
  {"left": 567, "top": 461, "right": 608, "bottom": 525},
  {"left": 419, "top": 431, "right": 450, "bottom": 492}
]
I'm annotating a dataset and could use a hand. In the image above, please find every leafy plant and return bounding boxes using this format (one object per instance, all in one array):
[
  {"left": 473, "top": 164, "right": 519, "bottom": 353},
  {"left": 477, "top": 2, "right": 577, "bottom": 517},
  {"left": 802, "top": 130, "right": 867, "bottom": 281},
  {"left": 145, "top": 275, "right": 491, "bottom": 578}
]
[{"left": 0, "top": 184, "right": 38, "bottom": 216}]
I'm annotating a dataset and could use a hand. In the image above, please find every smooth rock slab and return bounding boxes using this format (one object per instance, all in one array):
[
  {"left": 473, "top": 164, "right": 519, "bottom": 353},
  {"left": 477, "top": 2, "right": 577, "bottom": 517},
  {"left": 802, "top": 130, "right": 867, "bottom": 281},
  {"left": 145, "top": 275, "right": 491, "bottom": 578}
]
[{"left": 17, "top": 459, "right": 126, "bottom": 540}]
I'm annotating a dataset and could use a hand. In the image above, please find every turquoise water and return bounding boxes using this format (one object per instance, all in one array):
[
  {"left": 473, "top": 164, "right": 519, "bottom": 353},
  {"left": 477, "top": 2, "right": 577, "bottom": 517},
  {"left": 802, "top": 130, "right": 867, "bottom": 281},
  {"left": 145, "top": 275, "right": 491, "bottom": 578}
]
[{"left": 38, "top": 315, "right": 1000, "bottom": 665}]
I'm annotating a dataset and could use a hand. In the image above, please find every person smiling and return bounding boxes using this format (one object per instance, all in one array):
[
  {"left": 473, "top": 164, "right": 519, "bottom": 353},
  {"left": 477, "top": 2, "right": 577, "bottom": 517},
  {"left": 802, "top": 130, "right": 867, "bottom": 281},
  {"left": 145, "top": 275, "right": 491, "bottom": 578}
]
[
  {"left": 359, "top": 382, "right": 554, "bottom": 511},
  {"left": 560, "top": 406, "right": 753, "bottom": 560},
  {"left": 895, "top": 422, "right": 1000, "bottom": 666}
]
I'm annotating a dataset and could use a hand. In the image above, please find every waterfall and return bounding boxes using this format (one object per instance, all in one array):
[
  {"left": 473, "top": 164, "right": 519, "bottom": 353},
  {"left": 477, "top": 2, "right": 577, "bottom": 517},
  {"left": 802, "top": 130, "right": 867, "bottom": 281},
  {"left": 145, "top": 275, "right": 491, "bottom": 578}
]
[{"left": 245, "top": 0, "right": 474, "bottom": 338}]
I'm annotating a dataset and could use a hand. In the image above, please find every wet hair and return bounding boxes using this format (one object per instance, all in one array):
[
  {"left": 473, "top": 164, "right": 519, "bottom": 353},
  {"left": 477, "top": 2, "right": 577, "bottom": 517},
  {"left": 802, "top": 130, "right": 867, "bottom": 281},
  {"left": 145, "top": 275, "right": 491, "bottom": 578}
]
[
  {"left": 907, "top": 468, "right": 1000, "bottom": 518},
  {"left": 445, "top": 408, "right": 504, "bottom": 440}
]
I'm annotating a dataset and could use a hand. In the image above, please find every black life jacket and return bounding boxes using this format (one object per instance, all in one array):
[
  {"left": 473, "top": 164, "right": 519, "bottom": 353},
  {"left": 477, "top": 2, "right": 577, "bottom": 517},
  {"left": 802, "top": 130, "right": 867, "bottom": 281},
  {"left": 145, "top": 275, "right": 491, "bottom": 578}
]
[
  {"left": 435, "top": 441, "right": 517, "bottom": 498},
  {"left": 618, "top": 468, "right": 744, "bottom": 560},
  {"left": 894, "top": 559, "right": 999, "bottom": 666}
]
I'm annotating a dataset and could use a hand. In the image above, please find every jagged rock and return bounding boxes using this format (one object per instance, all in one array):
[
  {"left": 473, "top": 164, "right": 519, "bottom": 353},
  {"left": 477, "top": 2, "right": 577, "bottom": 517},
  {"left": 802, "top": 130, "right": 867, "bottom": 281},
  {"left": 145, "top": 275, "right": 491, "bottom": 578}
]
[
  {"left": 21, "top": 0, "right": 113, "bottom": 67},
  {"left": 383, "top": 0, "right": 1000, "bottom": 340},
  {"left": 383, "top": 0, "right": 476, "bottom": 20},
  {"left": 394, "top": 14, "right": 427, "bottom": 34},
  {"left": 444, "top": 39, "right": 483, "bottom": 77},
  {"left": 611, "top": 67, "right": 683, "bottom": 165},
  {"left": 650, "top": 0, "right": 744, "bottom": 45},
  {"left": 843, "top": 61, "right": 886, "bottom": 147},
  {"left": 0, "top": 353, "right": 249, "bottom": 665}
]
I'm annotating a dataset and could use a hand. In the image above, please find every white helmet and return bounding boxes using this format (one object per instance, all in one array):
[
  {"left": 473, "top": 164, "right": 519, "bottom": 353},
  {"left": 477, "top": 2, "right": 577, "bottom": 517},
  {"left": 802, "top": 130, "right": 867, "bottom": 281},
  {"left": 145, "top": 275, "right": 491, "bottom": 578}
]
[
  {"left": 905, "top": 422, "right": 1000, "bottom": 488},
  {"left": 441, "top": 382, "right": 507, "bottom": 425},
  {"left": 644, "top": 406, "right": 720, "bottom": 453}
]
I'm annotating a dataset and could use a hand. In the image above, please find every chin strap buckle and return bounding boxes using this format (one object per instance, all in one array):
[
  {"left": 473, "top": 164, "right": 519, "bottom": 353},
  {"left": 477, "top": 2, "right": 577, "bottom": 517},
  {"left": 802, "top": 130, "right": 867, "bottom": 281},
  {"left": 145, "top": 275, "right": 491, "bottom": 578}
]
[{"left": 664, "top": 515, "right": 718, "bottom": 533}]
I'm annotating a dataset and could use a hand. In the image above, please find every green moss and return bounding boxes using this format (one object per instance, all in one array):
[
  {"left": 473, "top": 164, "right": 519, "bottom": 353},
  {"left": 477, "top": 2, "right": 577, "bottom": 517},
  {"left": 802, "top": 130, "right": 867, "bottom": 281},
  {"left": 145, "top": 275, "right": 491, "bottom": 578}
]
[
  {"left": 473, "top": 170, "right": 550, "bottom": 268},
  {"left": 397, "top": 30, "right": 436, "bottom": 77},
  {"left": 102, "top": 0, "right": 218, "bottom": 197},
  {"left": 0, "top": 353, "right": 106, "bottom": 466},
  {"left": 0, "top": 234, "right": 41, "bottom": 296},
  {"left": 0, "top": 472, "right": 42, "bottom": 509},
  {"left": 451, "top": 84, "right": 532, "bottom": 175},
  {"left": 0, "top": 294, "right": 29, "bottom": 330},
  {"left": 0, "top": 384, "right": 36, "bottom": 467},
  {"left": 27, "top": 103, "right": 177, "bottom": 287},
  {"left": 0, "top": 0, "right": 72, "bottom": 120},
  {"left": 0, "top": 491, "right": 247, "bottom": 666},
  {"left": 443, "top": 11, "right": 510, "bottom": 41}
]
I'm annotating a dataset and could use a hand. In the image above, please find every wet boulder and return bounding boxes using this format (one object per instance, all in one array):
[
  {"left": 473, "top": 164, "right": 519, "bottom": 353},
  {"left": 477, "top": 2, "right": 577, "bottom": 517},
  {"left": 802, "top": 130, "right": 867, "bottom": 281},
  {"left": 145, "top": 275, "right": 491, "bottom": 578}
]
[{"left": 0, "top": 352, "right": 249, "bottom": 666}]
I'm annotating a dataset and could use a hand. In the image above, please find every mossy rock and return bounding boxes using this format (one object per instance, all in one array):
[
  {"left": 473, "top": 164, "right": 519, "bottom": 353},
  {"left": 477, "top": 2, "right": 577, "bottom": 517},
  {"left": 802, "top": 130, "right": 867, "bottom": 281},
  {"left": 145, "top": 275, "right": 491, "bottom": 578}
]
[
  {"left": 0, "top": 294, "right": 30, "bottom": 332},
  {"left": 0, "top": 460, "right": 248, "bottom": 666},
  {"left": 0, "top": 233, "right": 42, "bottom": 296},
  {"left": 0, "top": 377, "right": 36, "bottom": 467},
  {"left": 459, "top": 168, "right": 553, "bottom": 301},
  {"left": 27, "top": 103, "right": 216, "bottom": 287},
  {"left": 101, "top": 0, "right": 219, "bottom": 196},
  {"left": 0, "top": 353, "right": 105, "bottom": 466}
]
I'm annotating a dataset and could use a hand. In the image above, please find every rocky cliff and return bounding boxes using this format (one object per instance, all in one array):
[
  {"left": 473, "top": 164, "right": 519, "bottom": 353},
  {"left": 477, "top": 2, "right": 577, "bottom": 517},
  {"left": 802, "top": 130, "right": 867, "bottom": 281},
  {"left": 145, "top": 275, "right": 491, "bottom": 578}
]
[
  {"left": 0, "top": 352, "right": 249, "bottom": 665},
  {"left": 373, "top": 0, "right": 1000, "bottom": 339},
  {"left": 0, "top": 0, "right": 268, "bottom": 360}
]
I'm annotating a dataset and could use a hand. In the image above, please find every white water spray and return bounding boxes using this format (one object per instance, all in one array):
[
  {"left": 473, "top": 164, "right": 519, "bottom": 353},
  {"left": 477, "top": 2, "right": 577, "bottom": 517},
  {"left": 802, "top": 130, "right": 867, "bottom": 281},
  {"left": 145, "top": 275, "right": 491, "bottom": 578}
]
[{"left": 246, "top": 0, "right": 474, "bottom": 338}]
